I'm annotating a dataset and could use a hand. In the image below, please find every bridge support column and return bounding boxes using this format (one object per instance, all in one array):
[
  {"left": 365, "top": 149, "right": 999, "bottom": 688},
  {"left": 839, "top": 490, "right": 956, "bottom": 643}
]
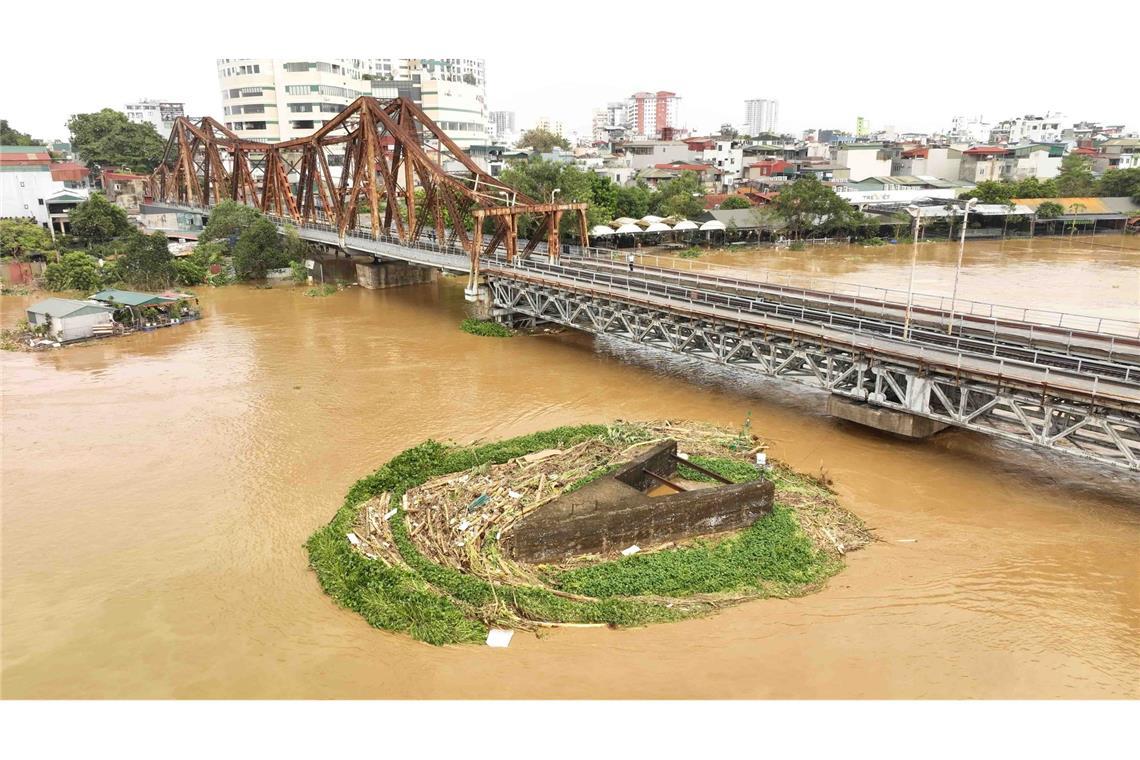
[
  {"left": 356, "top": 260, "right": 436, "bottom": 290},
  {"left": 826, "top": 395, "right": 949, "bottom": 439}
]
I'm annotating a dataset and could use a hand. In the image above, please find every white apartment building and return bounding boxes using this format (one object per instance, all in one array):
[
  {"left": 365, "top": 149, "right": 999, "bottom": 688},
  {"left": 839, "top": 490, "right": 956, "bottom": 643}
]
[
  {"left": 534, "top": 117, "right": 565, "bottom": 137},
  {"left": 217, "top": 59, "right": 369, "bottom": 142},
  {"left": 743, "top": 98, "right": 778, "bottom": 136},
  {"left": 626, "top": 91, "right": 679, "bottom": 139},
  {"left": 949, "top": 115, "right": 991, "bottom": 145},
  {"left": 834, "top": 144, "right": 891, "bottom": 181},
  {"left": 990, "top": 112, "right": 1069, "bottom": 145},
  {"left": 217, "top": 58, "right": 488, "bottom": 148},
  {"left": 490, "top": 111, "right": 516, "bottom": 141},
  {"left": 124, "top": 99, "right": 185, "bottom": 136},
  {"left": 891, "top": 148, "right": 963, "bottom": 182}
]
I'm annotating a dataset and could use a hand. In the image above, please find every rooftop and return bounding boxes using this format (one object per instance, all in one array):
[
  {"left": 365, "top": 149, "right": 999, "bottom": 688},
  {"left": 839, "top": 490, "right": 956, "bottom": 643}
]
[
  {"left": 26, "top": 298, "right": 114, "bottom": 318},
  {"left": 89, "top": 289, "right": 178, "bottom": 307}
]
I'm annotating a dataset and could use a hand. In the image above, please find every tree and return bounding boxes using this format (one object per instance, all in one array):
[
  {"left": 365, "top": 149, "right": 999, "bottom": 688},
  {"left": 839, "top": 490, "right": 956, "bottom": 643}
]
[
  {"left": 0, "top": 219, "right": 54, "bottom": 258},
  {"left": 516, "top": 128, "right": 570, "bottom": 153},
  {"left": 652, "top": 172, "right": 706, "bottom": 220},
  {"left": 962, "top": 180, "right": 1015, "bottom": 205},
  {"left": 200, "top": 200, "right": 263, "bottom": 247},
  {"left": 613, "top": 182, "right": 652, "bottom": 220},
  {"left": 118, "top": 232, "right": 175, "bottom": 290},
  {"left": 0, "top": 119, "right": 43, "bottom": 146},
  {"left": 1012, "top": 176, "right": 1058, "bottom": 199},
  {"left": 1035, "top": 201, "right": 1064, "bottom": 219},
  {"left": 771, "top": 176, "right": 858, "bottom": 238},
  {"left": 720, "top": 196, "right": 752, "bottom": 210},
  {"left": 68, "top": 192, "right": 132, "bottom": 245},
  {"left": 173, "top": 258, "right": 207, "bottom": 286},
  {"left": 498, "top": 157, "right": 602, "bottom": 235},
  {"left": 1097, "top": 168, "right": 1140, "bottom": 199},
  {"left": 718, "top": 123, "right": 738, "bottom": 139},
  {"left": 1055, "top": 153, "right": 1095, "bottom": 197},
  {"left": 43, "top": 252, "right": 103, "bottom": 292},
  {"left": 233, "top": 217, "right": 284, "bottom": 279},
  {"left": 67, "top": 109, "right": 165, "bottom": 172}
]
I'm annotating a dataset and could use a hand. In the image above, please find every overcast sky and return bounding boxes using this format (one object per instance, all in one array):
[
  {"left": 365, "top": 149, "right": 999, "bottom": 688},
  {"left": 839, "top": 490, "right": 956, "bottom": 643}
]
[{"left": 5, "top": 1, "right": 1137, "bottom": 142}]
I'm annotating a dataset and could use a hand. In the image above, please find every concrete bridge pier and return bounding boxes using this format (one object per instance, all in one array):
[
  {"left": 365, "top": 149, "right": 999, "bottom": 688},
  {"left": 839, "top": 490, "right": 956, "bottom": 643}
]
[
  {"left": 826, "top": 395, "right": 949, "bottom": 439},
  {"left": 356, "top": 259, "right": 436, "bottom": 290}
]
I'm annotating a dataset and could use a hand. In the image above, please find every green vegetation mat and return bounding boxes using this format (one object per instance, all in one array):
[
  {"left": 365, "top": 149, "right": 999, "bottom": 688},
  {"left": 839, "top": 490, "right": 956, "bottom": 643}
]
[
  {"left": 460, "top": 318, "right": 511, "bottom": 338},
  {"left": 305, "top": 422, "right": 866, "bottom": 645}
]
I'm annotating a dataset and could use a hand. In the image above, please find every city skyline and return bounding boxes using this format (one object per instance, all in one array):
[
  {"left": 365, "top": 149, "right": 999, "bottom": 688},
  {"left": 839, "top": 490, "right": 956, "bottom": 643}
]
[{"left": 5, "top": 10, "right": 1137, "bottom": 145}]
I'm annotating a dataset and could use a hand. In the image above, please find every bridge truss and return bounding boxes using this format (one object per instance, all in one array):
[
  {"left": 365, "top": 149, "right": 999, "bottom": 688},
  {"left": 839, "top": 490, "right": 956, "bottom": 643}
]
[
  {"left": 486, "top": 271, "right": 1140, "bottom": 470},
  {"left": 150, "top": 96, "right": 587, "bottom": 271}
]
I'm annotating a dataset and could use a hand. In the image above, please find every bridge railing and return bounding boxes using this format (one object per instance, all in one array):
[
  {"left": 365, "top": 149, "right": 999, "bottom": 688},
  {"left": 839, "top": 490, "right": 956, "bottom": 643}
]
[
  {"left": 561, "top": 245, "right": 1140, "bottom": 340},
  {"left": 155, "top": 200, "right": 1138, "bottom": 341},
  {"left": 494, "top": 257, "right": 1140, "bottom": 387}
]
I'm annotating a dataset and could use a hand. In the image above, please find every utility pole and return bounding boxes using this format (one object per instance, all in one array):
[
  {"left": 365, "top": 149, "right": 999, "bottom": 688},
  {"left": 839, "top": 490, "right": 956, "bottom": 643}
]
[
  {"left": 904, "top": 205, "right": 920, "bottom": 340},
  {"left": 946, "top": 197, "right": 978, "bottom": 335}
]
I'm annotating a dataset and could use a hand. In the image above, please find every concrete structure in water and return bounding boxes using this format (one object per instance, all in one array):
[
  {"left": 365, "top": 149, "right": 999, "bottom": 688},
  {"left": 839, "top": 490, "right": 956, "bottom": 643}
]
[
  {"left": 505, "top": 440, "right": 774, "bottom": 563},
  {"left": 355, "top": 260, "right": 436, "bottom": 290},
  {"left": 826, "top": 395, "right": 949, "bottom": 438}
]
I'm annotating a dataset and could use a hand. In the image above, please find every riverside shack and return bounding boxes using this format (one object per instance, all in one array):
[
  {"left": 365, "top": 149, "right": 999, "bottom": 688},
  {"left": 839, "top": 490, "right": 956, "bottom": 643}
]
[{"left": 25, "top": 298, "right": 115, "bottom": 342}]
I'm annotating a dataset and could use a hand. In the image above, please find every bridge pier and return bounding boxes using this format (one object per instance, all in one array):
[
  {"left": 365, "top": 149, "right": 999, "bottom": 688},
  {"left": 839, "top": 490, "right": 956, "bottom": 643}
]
[
  {"left": 355, "top": 260, "right": 436, "bottom": 290},
  {"left": 826, "top": 395, "right": 949, "bottom": 439}
]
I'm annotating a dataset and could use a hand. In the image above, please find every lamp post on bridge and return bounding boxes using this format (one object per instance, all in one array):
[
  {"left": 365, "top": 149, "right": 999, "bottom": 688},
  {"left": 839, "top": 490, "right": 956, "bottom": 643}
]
[
  {"left": 904, "top": 204, "right": 921, "bottom": 340},
  {"left": 946, "top": 197, "right": 979, "bottom": 336}
]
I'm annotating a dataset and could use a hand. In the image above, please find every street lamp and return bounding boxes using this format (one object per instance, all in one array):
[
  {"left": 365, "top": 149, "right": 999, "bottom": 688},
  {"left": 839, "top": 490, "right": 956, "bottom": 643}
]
[
  {"left": 904, "top": 204, "right": 921, "bottom": 340},
  {"left": 946, "top": 197, "right": 979, "bottom": 335},
  {"left": 550, "top": 187, "right": 561, "bottom": 203}
]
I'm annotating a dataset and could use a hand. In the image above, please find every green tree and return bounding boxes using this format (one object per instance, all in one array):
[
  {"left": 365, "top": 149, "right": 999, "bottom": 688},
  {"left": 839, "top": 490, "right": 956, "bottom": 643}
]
[
  {"left": 652, "top": 172, "right": 706, "bottom": 220},
  {"left": 0, "top": 119, "right": 43, "bottom": 146},
  {"left": 67, "top": 109, "right": 165, "bottom": 172},
  {"left": 498, "top": 157, "right": 603, "bottom": 236},
  {"left": 613, "top": 181, "right": 652, "bottom": 219},
  {"left": 233, "top": 217, "right": 284, "bottom": 279},
  {"left": 516, "top": 128, "right": 571, "bottom": 153},
  {"left": 1035, "top": 201, "right": 1064, "bottom": 219},
  {"left": 118, "top": 232, "right": 175, "bottom": 290},
  {"left": 720, "top": 195, "right": 752, "bottom": 210},
  {"left": 67, "top": 192, "right": 132, "bottom": 245},
  {"left": 771, "top": 176, "right": 857, "bottom": 238},
  {"left": 1097, "top": 167, "right": 1140, "bottom": 198},
  {"left": 962, "top": 180, "right": 1015, "bottom": 205},
  {"left": 1055, "top": 154, "right": 1095, "bottom": 197},
  {"left": 1012, "top": 176, "right": 1058, "bottom": 198},
  {"left": 43, "top": 252, "right": 103, "bottom": 292},
  {"left": 200, "top": 200, "right": 263, "bottom": 247},
  {"left": 0, "top": 219, "right": 54, "bottom": 258},
  {"left": 173, "top": 258, "right": 207, "bottom": 286},
  {"left": 586, "top": 173, "right": 618, "bottom": 221}
]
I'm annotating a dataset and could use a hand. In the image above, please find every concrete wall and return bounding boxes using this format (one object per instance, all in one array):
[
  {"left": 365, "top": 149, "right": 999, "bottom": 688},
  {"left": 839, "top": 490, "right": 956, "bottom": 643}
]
[
  {"left": 355, "top": 260, "right": 436, "bottom": 289},
  {"left": 505, "top": 441, "right": 774, "bottom": 563}
]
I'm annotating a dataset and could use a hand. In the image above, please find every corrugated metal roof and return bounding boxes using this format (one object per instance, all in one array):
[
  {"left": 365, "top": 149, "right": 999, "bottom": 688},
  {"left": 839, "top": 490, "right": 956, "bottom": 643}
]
[
  {"left": 27, "top": 298, "right": 113, "bottom": 318},
  {"left": 89, "top": 289, "right": 176, "bottom": 307}
]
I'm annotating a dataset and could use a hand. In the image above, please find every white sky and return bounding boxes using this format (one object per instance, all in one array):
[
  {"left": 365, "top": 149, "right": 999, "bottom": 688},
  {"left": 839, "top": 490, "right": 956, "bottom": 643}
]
[{"left": 5, "top": 1, "right": 1137, "bottom": 142}]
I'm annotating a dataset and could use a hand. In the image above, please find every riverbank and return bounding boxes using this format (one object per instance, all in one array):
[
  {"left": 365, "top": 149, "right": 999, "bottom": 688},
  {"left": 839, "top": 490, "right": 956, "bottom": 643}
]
[{"left": 307, "top": 420, "right": 869, "bottom": 645}]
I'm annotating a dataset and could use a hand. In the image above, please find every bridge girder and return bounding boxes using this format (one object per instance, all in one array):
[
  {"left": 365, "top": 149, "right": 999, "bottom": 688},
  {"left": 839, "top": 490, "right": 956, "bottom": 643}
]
[{"left": 151, "top": 96, "right": 588, "bottom": 264}]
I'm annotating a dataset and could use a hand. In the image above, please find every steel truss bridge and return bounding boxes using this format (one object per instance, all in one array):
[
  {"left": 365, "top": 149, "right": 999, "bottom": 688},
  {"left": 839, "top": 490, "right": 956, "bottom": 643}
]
[{"left": 150, "top": 98, "right": 1140, "bottom": 472}]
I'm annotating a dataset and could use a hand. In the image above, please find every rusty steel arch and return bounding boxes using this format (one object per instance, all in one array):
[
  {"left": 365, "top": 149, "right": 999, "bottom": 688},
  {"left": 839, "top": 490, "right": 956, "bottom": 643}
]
[{"left": 151, "top": 96, "right": 588, "bottom": 266}]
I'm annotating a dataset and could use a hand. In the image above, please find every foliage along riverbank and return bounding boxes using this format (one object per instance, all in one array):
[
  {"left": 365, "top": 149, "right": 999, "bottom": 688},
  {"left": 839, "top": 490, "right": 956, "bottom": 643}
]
[{"left": 305, "top": 421, "right": 870, "bottom": 645}]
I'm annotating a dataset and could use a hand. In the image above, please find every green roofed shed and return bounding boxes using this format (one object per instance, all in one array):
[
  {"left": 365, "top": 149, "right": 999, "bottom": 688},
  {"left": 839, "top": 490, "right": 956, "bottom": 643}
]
[{"left": 89, "top": 289, "right": 177, "bottom": 307}]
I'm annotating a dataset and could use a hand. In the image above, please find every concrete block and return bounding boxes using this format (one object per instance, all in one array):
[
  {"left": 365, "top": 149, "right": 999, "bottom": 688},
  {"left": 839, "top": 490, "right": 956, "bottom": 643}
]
[
  {"left": 827, "top": 395, "right": 949, "bottom": 439},
  {"left": 356, "top": 261, "right": 436, "bottom": 290}
]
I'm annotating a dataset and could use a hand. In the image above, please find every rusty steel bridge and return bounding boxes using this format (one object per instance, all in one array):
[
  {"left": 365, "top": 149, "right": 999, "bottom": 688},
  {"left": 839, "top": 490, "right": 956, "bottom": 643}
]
[{"left": 150, "top": 96, "right": 1140, "bottom": 471}]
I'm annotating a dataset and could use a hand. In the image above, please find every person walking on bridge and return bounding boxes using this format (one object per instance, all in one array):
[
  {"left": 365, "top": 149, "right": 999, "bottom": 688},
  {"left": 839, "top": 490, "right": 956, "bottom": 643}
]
[{"left": 628, "top": 252, "right": 635, "bottom": 272}]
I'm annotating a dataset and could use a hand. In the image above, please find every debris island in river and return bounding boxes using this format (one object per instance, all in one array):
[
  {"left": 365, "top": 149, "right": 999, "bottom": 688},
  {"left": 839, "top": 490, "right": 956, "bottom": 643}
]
[{"left": 306, "top": 420, "right": 871, "bottom": 645}]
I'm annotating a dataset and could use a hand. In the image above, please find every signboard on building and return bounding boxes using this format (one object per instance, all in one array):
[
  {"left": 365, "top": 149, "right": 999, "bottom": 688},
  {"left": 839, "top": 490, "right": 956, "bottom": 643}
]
[{"left": 159, "top": 102, "right": 185, "bottom": 123}]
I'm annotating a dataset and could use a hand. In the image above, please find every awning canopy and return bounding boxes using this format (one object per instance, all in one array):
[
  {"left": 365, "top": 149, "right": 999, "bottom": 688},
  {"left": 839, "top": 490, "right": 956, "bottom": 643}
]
[
  {"left": 699, "top": 220, "right": 727, "bottom": 231},
  {"left": 640, "top": 215, "right": 665, "bottom": 224},
  {"left": 644, "top": 222, "right": 672, "bottom": 232},
  {"left": 590, "top": 225, "right": 615, "bottom": 236},
  {"left": 672, "top": 220, "right": 699, "bottom": 230},
  {"left": 613, "top": 217, "right": 638, "bottom": 225},
  {"left": 614, "top": 223, "right": 643, "bottom": 234}
]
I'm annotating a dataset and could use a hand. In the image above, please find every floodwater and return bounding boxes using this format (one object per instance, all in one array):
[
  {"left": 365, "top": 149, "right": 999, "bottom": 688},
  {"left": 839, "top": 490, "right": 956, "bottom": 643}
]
[{"left": 2, "top": 235, "right": 1138, "bottom": 699}]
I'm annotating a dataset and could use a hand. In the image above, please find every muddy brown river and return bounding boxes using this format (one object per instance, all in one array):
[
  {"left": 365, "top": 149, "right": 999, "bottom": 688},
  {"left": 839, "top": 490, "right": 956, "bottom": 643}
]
[{"left": 2, "top": 235, "right": 1138, "bottom": 698}]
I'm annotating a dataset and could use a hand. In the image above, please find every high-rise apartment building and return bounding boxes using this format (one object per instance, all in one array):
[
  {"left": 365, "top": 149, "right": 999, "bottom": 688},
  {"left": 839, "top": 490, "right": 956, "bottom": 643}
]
[
  {"left": 743, "top": 98, "right": 778, "bottom": 136},
  {"left": 124, "top": 99, "right": 186, "bottom": 136},
  {"left": 217, "top": 58, "right": 488, "bottom": 148},
  {"left": 217, "top": 59, "right": 369, "bottom": 142},
  {"left": 534, "top": 117, "right": 565, "bottom": 138},
  {"left": 490, "top": 111, "right": 516, "bottom": 141},
  {"left": 626, "top": 91, "right": 679, "bottom": 140}
]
